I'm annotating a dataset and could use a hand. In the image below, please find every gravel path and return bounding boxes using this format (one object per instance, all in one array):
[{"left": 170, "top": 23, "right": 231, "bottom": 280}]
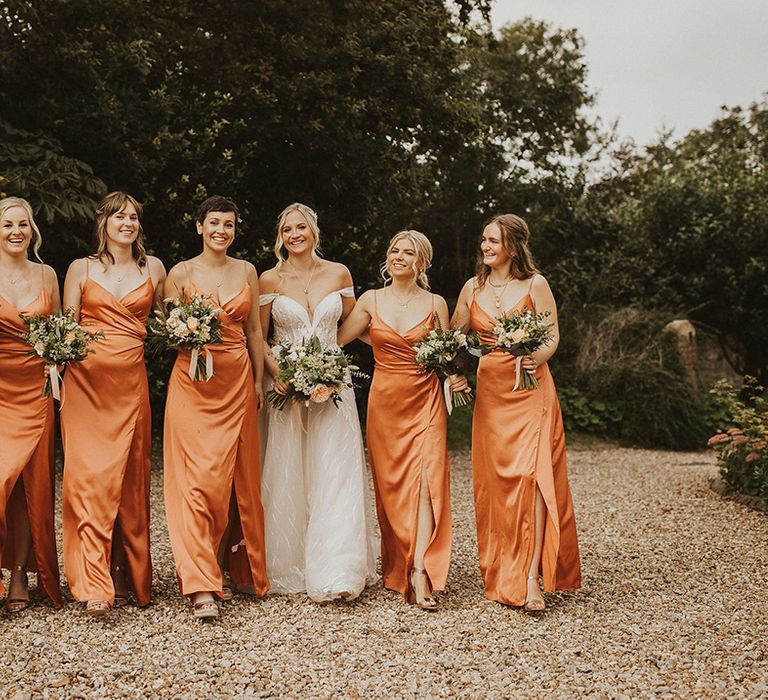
[{"left": 2, "top": 443, "right": 767, "bottom": 698}]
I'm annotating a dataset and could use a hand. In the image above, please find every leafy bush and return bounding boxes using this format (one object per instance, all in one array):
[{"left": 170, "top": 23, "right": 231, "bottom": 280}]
[
  {"left": 584, "top": 361, "right": 708, "bottom": 450},
  {"left": 552, "top": 307, "right": 710, "bottom": 449},
  {"left": 558, "top": 386, "right": 620, "bottom": 434},
  {"left": 707, "top": 378, "right": 768, "bottom": 498}
]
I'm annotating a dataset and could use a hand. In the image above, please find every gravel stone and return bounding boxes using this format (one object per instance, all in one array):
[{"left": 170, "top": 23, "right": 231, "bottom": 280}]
[{"left": 1, "top": 443, "right": 766, "bottom": 697}]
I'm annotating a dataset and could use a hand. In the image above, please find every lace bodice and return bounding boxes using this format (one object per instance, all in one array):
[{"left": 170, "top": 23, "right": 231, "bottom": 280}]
[{"left": 260, "top": 287, "right": 354, "bottom": 348}]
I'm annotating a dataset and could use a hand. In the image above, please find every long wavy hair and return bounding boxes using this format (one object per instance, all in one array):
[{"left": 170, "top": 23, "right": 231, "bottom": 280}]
[
  {"left": 379, "top": 230, "right": 432, "bottom": 290},
  {"left": 475, "top": 213, "right": 539, "bottom": 287},
  {"left": 0, "top": 196, "right": 43, "bottom": 262},
  {"left": 273, "top": 202, "right": 322, "bottom": 266},
  {"left": 93, "top": 191, "right": 147, "bottom": 268}
]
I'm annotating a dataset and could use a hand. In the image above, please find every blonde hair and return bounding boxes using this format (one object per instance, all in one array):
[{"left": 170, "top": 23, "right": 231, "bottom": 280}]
[
  {"left": 380, "top": 230, "right": 432, "bottom": 290},
  {"left": 93, "top": 192, "right": 147, "bottom": 268},
  {"left": 0, "top": 196, "right": 43, "bottom": 262},
  {"left": 476, "top": 213, "right": 539, "bottom": 287},
  {"left": 274, "top": 202, "right": 322, "bottom": 265}
]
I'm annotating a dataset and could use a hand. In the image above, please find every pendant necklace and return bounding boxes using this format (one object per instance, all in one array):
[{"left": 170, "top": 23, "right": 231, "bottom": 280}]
[
  {"left": 488, "top": 276, "right": 511, "bottom": 309},
  {"left": 391, "top": 286, "right": 417, "bottom": 308},
  {"left": 291, "top": 260, "right": 318, "bottom": 309}
]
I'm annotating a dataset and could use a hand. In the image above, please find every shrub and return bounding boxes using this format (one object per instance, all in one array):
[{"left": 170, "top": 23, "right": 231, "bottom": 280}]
[
  {"left": 707, "top": 378, "right": 768, "bottom": 498},
  {"left": 558, "top": 386, "right": 620, "bottom": 434}
]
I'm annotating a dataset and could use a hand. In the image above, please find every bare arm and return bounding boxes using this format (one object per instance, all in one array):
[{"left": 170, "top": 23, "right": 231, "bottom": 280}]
[
  {"left": 62, "top": 258, "right": 87, "bottom": 321},
  {"left": 45, "top": 265, "right": 62, "bottom": 314},
  {"left": 148, "top": 256, "right": 168, "bottom": 310},
  {"left": 337, "top": 264, "right": 356, "bottom": 321},
  {"left": 163, "top": 265, "right": 186, "bottom": 302},
  {"left": 529, "top": 274, "right": 560, "bottom": 366},
  {"left": 337, "top": 291, "right": 374, "bottom": 347},
  {"left": 244, "top": 263, "right": 265, "bottom": 410},
  {"left": 450, "top": 279, "right": 474, "bottom": 332},
  {"left": 436, "top": 295, "right": 469, "bottom": 393}
]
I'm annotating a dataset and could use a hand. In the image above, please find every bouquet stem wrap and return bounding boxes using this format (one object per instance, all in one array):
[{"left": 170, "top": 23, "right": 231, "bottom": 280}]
[
  {"left": 48, "top": 364, "right": 62, "bottom": 401},
  {"left": 188, "top": 347, "right": 214, "bottom": 382}
]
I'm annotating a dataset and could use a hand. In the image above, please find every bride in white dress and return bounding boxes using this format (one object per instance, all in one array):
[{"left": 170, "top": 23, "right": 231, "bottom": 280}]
[{"left": 258, "top": 202, "right": 377, "bottom": 601}]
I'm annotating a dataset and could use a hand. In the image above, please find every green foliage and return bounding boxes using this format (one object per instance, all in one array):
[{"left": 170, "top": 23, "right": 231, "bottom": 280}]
[
  {"left": 707, "top": 378, "right": 768, "bottom": 498},
  {"left": 557, "top": 386, "right": 619, "bottom": 434},
  {"left": 0, "top": 118, "right": 106, "bottom": 267},
  {"left": 552, "top": 307, "right": 710, "bottom": 449},
  {"left": 584, "top": 361, "right": 708, "bottom": 450},
  {"left": 556, "top": 101, "right": 768, "bottom": 382}
]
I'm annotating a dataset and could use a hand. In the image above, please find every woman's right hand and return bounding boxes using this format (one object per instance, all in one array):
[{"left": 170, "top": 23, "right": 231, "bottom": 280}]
[{"left": 272, "top": 378, "right": 291, "bottom": 395}]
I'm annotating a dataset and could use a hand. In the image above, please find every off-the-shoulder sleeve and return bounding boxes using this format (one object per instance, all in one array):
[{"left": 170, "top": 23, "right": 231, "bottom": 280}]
[
  {"left": 259, "top": 293, "right": 279, "bottom": 306},
  {"left": 339, "top": 286, "right": 355, "bottom": 298}
]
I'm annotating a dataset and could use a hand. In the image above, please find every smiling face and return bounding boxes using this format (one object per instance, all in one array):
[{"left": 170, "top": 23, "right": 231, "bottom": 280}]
[
  {"left": 387, "top": 235, "right": 420, "bottom": 281},
  {"left": 279, "top": 210, "right": 315, "bottom": 257},
  {"left": 480, "top": 222, "right": 512, "bottom": 269},
  {"left": 197, "top": 210, "right": 237, "bottom": 251},
  {"left": 0, "top": 205, "right": 33, "bottom": 257},
  {"left": 106, "top": 201, "right": 140, "bottom": 247}
]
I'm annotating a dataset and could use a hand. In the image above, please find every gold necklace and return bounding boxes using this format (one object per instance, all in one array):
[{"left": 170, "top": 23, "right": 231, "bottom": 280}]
[
  {"left": 390, "top": 286, "right": 417, "bottom": 308},
  {"left": 488, "top": 276, "right": 511, "bottom": 309},
  {"left": 290, "top": 260, "right": 318, "bottom": 308}
]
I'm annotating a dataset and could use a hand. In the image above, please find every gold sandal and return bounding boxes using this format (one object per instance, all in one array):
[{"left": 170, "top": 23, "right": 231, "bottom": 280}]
[
  {"left": 524, "top": 575, "right": 546, "bottom": 613},
  {"left": 4, "top": 566, "right": 29, "bottom": 613},
  {"left": 408, "top": 568, "right": 438, "bottom": 611},
  {"left": 86, "top": 600, "right": 110, "bottom": 618},
  {"left": 112, "top": 565, "right": 129, "bottom": 608},
  {"left": 193, "top": 601, "right": 219, "bottom": 619}
]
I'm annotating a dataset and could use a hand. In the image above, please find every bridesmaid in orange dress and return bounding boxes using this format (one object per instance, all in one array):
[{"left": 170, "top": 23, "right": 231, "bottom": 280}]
[
  {"left": 339, "top": 230, "right": 467, "bottom": 609},
  {"left": 163, "top": 195, "right": 268, "bottom": 620},
  {"left": 0, "top": 197, "right": 63, "bottom": 612},
  {"left": 61, "top": 192, "right": 166, "bottom": 618},
  {"left": 453, "top": 214, "right": 580, "bottom": 611}
]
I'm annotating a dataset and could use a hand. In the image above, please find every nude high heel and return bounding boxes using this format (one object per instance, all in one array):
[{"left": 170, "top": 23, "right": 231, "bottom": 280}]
[{"left": 408, "top": 568, "right": 438, "bottom": 611}]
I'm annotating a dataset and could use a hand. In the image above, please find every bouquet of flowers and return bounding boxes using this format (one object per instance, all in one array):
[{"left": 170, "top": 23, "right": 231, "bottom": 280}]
[
  {"left": 266, "top": 334, "right": 361, "bottom": 410},
  {"left": 147, "top": 294, "right": 222, "bottom": 381},
  {"left": 413, "top": 316, "right": 473, "bottom": 411},
  {"left": 469, "top": 309, "right": 554, "bottom": 390},
  {"left": 19, "top": 309, "right": 104, "bottom": 399}
]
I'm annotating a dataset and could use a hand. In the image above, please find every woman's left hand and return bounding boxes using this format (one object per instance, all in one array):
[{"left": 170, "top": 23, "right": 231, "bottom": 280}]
[
  {"left": 521, "top": 356, "right": 537, "bottom": 374},
  {"left": 253, "top": 383, "right": 264, "bottom": 411},
  {"left": 447, "top": 374, "right": 470, "bottom": 393}
]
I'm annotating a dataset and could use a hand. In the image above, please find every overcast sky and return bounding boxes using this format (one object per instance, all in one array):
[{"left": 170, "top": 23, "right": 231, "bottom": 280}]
[{"left": 491, "top": 0, "right": 768, "bottom": 146}]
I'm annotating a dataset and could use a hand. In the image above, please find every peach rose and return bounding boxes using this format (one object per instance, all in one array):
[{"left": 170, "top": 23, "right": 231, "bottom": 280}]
[
  {"left": 310, "top": 384, "right": 334, "bottom": 403},
  {"left": 510, "top": 328, "right": 526, "bottom": 343},
  {"left": 186, "top": 317, "right": 199, "bottom": 332}
]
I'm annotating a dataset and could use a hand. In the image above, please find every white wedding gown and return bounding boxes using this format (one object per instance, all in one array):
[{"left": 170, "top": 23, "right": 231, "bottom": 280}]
[{"left": 259, "top": 288, "right": 378, "bottom": 601}]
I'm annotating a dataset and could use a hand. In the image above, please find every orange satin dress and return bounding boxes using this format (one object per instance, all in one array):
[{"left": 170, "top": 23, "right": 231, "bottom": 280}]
[
  {"left": 61, "top": 275, "right": 154, "bottom": 606},
  {"left": 470, "top": 291, "right": 580, "bottom": 606},
  {"left": 163, "top": 281, "right": 268, "bottom": 598},
  {"left": 0, "top": 286, "right": 62, "bottom": 607},
  {"left": 366, "top": 297, "right": 451, "bottom": 598}
]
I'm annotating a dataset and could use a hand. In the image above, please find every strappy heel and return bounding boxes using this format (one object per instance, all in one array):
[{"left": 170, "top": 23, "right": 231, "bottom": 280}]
[
  {"left": 86, "top": 600, "right": 110, "bottom": 618},
  {"left": 193, "top": 601, "right": 219, "bottom": 619},
  {"left": 524, "top": 575, "right": 546, "bottom": 613},
  {"left": 111, "top": 564, "right": 129, "bottom": 608},
  {"left": 408, "top": 568, "right": 438, "bottom": 611},
  {"left": 5, "top": 565, "right": 29, "bottom": 613}
]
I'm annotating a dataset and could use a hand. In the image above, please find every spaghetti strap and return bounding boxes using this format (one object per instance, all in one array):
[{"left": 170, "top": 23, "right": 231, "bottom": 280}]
[
  {"left": 40, "top": 261, "right": 45, "bottom": 285},
  {"left": 182, "top": 261, "right": 192, "bottom": 290},
  {"left": 431, "top": 293, "right": 436, "bottom": 314},
  {"left": 373, "top": 289, "right": 379, "bottom": 315},
  {"left": 242, "top": 259, "right": 248, "bottom": 287},
  {"left": 85, "top": 257, "right": 90, "bottom": 279},
  {"left": 526, "top": 274, "right": 536, "bottom": 296}
]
